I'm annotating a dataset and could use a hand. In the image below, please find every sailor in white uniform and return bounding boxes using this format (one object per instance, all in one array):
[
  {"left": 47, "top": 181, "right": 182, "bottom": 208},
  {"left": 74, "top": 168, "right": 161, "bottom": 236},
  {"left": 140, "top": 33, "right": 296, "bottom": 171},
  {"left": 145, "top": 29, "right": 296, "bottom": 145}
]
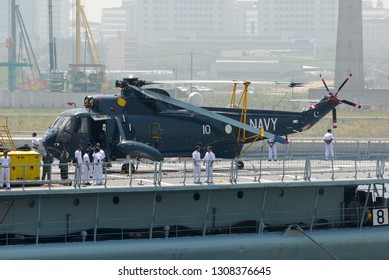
[
  {"left": 82, "top": 149, "right": 91, "bottom": 185},
  {"left": 95, "top": 143, "right": 106, "bottom": 161},
  {"left": 0, "top": 151, "right": 11, "bottom": 189},
  {"left": 74, "top": 145, "right": 83, "bottom": 187},
  {"left": 93, "top": 147, "right": 104, "bottom": 185},
  {"left": 192, "top": 145, "right": 201, "bottom": 184},
  {"left": 203, "top": 146, "right": 216, "bottom": 184},
  {"left": 323, "top": 129, "right": 334, "bottom": 160},
  {"left": 267, "top": 138, "right": 277, "bottom": 161},
  {"left": 31, "top": 132, "right": 40, "bottom": 152}
]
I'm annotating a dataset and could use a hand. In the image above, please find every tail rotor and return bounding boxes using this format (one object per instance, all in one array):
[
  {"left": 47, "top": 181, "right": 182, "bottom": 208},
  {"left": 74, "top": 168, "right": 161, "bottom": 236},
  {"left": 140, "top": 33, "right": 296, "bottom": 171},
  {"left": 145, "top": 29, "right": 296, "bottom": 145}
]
[{"left": 320, "top": 73, "right": 361, "bottom": 129}]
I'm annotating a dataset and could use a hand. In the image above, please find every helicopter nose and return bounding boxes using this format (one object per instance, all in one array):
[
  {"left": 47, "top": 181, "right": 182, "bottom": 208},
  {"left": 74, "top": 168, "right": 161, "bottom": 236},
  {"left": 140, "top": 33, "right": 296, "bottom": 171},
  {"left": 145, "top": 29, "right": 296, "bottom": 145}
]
[
  {"left": 43, "top": 131, "right": 62, "bottom": 157},
  {"left": 42, "top": 133, "right": 48, "bottom": 143},
  {"left": 42, "top": 130, "right": 57, "bottom": 147}
]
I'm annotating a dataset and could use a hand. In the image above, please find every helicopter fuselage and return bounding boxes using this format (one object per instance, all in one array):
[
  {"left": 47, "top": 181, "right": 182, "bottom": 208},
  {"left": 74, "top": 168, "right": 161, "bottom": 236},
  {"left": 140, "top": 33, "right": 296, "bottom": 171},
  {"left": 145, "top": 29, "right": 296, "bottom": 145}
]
[{"left": 42, "top": 85, "right": 338, "bottom": 160}]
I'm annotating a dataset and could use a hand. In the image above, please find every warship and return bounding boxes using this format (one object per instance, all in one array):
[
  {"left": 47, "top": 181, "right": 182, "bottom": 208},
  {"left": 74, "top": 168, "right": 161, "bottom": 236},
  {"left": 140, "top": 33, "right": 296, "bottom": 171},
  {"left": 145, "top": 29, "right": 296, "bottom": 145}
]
[{"left": 0, "top": 156, "right": 388, "bottom": 260}]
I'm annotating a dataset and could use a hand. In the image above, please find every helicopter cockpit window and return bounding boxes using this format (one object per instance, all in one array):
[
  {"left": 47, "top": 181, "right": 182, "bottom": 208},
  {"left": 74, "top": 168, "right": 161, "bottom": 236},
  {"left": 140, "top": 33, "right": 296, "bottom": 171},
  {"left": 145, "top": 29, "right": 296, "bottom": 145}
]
[
  {"left": 49, "top": 116, "right": 73, "bottom": 132},
  {"left": 63, "top": 117, "right": 74, "bottom": 132},
  {"left": 49, "top": 116, "right": 64, "bottom": 129},
  {"left": 56, "top": 116, "right": 74, "bottom": 143}
]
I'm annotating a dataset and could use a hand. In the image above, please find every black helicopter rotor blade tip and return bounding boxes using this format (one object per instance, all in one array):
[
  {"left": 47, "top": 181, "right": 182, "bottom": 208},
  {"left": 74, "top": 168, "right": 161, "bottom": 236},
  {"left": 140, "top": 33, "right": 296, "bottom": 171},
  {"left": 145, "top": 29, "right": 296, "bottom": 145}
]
[
  {"left": 289, "top": 82, "right": 305, "bottom": 88},
  {"left": 332, "top": 108, "right": 337, "bottom": 129},
  {"left": 320, "top": 75, "right": 330, "bottom": 93},
  {"left": 335, "top": 73, "right": 353, "bottom": 96}
]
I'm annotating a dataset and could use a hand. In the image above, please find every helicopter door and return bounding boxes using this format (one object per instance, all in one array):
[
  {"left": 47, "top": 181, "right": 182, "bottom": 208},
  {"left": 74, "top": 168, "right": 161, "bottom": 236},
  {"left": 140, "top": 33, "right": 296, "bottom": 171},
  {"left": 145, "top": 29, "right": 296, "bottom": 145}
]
[
  {"left": 90, "top": 119, "right": 105, "bottom": 145},
  {"left": 89, "top": 114, "right": 111, "bottom": 149}
]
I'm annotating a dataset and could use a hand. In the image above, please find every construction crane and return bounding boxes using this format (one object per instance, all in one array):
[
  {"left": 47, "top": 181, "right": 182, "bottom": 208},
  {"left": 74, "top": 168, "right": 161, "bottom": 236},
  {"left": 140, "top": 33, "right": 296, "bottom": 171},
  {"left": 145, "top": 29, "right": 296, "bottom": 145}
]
[
  {"left": 15, "top": 4, "right": 46, "bottom": 91},
  {"left": 69, "top": 0, "right": 107, "bottom": 92},
  {"left": 0, "top": 1, "right": 46, "bottom": 91}
]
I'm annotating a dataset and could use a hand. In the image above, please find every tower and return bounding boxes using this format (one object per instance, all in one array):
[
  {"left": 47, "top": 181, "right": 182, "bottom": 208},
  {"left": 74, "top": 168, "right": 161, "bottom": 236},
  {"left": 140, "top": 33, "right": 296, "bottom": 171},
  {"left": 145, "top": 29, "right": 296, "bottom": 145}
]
[{"left": 334, "top": 0, "right": 364, "bottom": 99}]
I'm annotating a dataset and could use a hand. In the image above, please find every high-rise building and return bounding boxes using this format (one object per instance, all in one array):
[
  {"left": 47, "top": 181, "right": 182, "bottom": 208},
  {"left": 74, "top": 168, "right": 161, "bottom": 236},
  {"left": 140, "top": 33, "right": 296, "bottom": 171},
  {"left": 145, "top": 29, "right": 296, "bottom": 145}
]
[
  {"left": 137, "top": 0, "right": 233, "bottom": 40},
  {"left": 256, "top": 0, "right": 338, "bottom": 41},
  {"left": 101, "top": 0, "right": 234, "bottom": 41},
  {"left": 100, "top": 0, "right": 237, "bottom": 70},
  {"left": 105, "top": 33, "right": 137, "bottom": 70},
  {"left": 232, "top": 0, "right": 257, "bottom": 36},
  {"left": 101, "top": 7, "right": 127, "bottom": 38}
]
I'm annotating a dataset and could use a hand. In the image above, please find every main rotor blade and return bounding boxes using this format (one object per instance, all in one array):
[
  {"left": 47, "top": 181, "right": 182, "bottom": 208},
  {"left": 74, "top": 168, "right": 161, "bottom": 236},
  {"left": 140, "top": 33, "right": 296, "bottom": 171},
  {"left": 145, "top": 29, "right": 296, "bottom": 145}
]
[
  {"left": 150, "top": 80, "right": 303, "bottom": 86},
  {"left": 335, "top": 73, "right": 352, "bottom": 96},
  {"left": 151, "top": 80, "right": 237, "bottom": 84},
  {"left": 340, "top": 99, "right": 361, "bottom": 109},
  {"left": 137, "top": 86, "right": 287, "bottom": 144},
  {"left": 332, "top": 108, "right": 337, "bottom": 129},
  {"left": 320, "top": 74, "right": 330, "bottom": 93}
]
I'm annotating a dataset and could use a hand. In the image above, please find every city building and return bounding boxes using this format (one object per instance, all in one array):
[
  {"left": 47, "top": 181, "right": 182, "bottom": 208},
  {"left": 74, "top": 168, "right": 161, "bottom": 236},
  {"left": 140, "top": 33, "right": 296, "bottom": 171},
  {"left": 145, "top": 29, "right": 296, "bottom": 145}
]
[
  {"left": 100, "top": 6, "right": 127, "bottom": 38},
  {"left": 256, "top": 0, "right": 338, "bottom": 42},
  {"left": 3, "top": 0, "right": 389, "bottom": 90},
  {"left": 104, "top": 32, "right": 137, "bottom": 70}
]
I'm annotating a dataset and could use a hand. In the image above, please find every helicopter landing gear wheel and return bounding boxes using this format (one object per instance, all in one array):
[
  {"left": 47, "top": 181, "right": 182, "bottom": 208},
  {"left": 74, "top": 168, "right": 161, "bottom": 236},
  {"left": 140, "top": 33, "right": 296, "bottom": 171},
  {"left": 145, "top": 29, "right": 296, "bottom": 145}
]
[
  {"left": 121, "top": 163, "right": 135, "bottom": 174},
  {"left": 236, "top": 160, "right": 244, "bottom": 170}
]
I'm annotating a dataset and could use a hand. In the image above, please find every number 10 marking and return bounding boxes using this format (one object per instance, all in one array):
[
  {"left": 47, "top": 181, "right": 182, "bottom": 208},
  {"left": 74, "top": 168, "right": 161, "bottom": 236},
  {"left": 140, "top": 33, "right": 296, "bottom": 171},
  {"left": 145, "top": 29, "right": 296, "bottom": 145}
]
[{"left": 203, "top": 125, "right": 211, "bottom": 134}]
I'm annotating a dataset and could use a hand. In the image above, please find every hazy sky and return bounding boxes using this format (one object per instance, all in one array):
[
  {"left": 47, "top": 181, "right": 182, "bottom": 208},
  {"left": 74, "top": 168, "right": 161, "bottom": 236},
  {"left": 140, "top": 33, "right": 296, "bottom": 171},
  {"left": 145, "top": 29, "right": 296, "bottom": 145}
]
[
  {"left": 81, "top": 0, "right": 389, "bottom": 23},
  {"left": 82, "top": 0, "right": 123, "bottom": 23},
  {"left": 80, "top": 0, "right": 389, "bottom": 23}
]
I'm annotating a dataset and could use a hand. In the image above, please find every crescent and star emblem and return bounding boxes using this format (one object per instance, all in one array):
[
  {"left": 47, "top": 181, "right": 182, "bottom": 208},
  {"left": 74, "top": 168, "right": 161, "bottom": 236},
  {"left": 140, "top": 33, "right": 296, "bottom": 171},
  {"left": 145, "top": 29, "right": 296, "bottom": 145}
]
[{"left": 314, "top": 111, "right": 320, "bottom": 118}]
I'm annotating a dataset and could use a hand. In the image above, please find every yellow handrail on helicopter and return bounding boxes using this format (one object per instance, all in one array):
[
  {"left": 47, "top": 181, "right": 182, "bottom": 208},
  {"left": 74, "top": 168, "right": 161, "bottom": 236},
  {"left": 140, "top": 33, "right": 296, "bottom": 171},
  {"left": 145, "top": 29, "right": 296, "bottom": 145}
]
[{"left": 229, "top": 80, "right": 265, "bottom": 144}]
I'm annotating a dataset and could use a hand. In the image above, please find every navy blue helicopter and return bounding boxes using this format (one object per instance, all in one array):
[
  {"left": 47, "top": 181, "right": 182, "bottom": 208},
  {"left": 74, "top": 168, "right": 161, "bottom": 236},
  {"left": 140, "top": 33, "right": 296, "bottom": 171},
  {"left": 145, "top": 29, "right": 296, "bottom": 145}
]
[{"left": 42, "top": 74, "right": 360, "bottom": 162}]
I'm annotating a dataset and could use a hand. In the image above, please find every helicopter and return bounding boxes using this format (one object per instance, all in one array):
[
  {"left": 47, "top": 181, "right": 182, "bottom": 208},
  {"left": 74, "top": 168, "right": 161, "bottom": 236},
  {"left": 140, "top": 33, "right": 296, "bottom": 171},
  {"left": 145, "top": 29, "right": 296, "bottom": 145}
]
[{"left": 42, "top": 74, "right": 360, "bottom": 164}]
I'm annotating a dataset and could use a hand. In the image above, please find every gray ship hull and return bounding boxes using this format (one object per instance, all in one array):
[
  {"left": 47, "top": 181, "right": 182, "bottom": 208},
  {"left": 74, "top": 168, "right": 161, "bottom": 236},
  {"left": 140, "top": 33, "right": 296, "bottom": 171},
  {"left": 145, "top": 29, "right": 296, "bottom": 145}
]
[
  {"left": 0, "top": 158, "right": 388, "bottom": 260},
  {"left": 1, "top": 227, "right": 388, "bottom": 260}
]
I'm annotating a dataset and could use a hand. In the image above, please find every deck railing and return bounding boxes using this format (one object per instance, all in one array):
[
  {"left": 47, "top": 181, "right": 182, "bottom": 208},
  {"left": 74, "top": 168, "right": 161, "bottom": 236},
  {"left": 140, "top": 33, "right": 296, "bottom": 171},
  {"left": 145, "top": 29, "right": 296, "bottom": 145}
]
[
  {"left": 243, "top": 139, "right": 389, "bottom": 160},
  {"left": 1, "top": 158, "right": 387, "bottom": 189}
]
